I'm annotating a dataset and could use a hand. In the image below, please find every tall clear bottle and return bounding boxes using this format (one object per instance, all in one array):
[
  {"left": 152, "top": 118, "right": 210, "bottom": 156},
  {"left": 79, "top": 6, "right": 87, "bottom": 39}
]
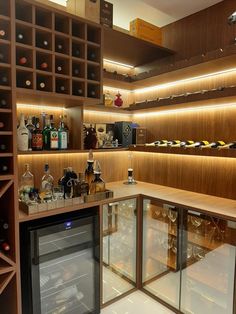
[
  {"left": 58, "top": 116, "right": 68, "bottom": 150},
  {"left": 19, "top": 163, "right": 34, "bottom": 202},
  {"left": 85, "top": 150, "right": 94, "bottom": 193},
  {"left": 26, "top": 115, "right": 35, "bottom": 151},
  {"left": 17, "top": 113, "right": 29, "bottom": 151},
  {"left": 41, "top": 163, "right": 54, "bottom": 202}
]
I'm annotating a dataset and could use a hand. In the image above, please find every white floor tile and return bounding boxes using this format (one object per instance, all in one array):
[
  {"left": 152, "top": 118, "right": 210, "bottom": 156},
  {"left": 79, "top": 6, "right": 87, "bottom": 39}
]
[{"left": 101, "top": 291, "right": 174, "bottom": 314}]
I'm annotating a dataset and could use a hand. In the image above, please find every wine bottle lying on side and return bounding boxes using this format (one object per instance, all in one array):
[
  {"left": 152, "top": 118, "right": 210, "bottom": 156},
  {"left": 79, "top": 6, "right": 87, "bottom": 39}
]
[{"left": 218, "top": 142, "right": 236, "bottom": 149}]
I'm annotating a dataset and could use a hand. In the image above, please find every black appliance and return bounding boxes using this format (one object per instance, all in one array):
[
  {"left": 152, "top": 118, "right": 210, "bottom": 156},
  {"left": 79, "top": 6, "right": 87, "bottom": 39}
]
[{"left": 20, "top": 207, "right": 100, "bottom": 314}]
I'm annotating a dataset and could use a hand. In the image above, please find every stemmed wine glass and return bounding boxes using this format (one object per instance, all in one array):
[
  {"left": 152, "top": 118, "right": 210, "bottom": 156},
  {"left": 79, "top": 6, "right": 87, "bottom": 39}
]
[{"left": 168, "top": 209, "right": 178, "bottom": 234}]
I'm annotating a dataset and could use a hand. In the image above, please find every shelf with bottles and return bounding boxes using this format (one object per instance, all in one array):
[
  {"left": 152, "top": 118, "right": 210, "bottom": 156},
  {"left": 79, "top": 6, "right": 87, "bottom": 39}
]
[
  {"left": 36, "top": 51, "right": 52, "bottom": 73},
  {"left": 72, "top": 20, "right": 85, "bottom": 40},
  {"left": 0, "top": 43, "right": 11, "bottom": 65},
  {"left": 129, "top": 144, "right": 236, "bottom": 159},
  {"left": 55, "top": 56, "right": 70, "bottom": 76},
  {"left": 16, "top": 69, "right": 33, "bottom": 89},
  {"left": 16, "top": 46, "right": 33, "bottom": 69},
  {"left": 0, "top": 19, "right": 11, "bottom": 41},
  {"left": 36, "top": 73, "right": 53, "bottom": 93},
  {"left": 55, "top": 34, "right": 70, "bottom": 55},
  {"left": 16, "top": 23, "right": 32, "bottom": 46},
  {"left": 35, "top": 28, "right": 52, "bottom": 51}
]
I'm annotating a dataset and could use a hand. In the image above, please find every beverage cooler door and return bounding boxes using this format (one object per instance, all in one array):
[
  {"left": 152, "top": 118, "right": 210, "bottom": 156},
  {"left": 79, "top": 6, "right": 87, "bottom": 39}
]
[{"left": 21, "top": 209, "right": 100, "bottom": 314}]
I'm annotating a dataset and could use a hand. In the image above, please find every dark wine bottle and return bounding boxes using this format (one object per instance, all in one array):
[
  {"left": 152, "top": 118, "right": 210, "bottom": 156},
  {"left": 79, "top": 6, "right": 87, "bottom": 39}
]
[
  {"left": 36, "top": 37, "right": 49, "bottom": 49},
  {"left": 40, "top": 62, "right": 48, "bottom": 70},
  {"left": 0, "top": 122, "right": 4, "bottom": 128},
  {"left": 0, "top": 29, "right": 6, "bottom": 38},
  {"left": 56, "top": 65, "right": 62, "bottom": 73},
  {"left": 56, "top": 43, "right": 63, "bottom": 52},
  {"left": 0, "top": 240, "right": 10, "bottom": 252},
  {"left": 0, "top": 99, "right": 7, "bottom": 107},
  {"left": 25, "top": 80, "right": 32, "bottom": 88},
  {"left": 0, "top": 164, "right": 8, "bottom": 173},
  {"left": 0, "top": 76, "right": 8, "bottom": 85},
  {"left": 72, "top": 46, "right": 80, "bottom": 58},
  {"left": 88, "top": 71, "right": 96, "bottom": 80},
  {"left": 73, "top": 88, "right": 83, "bottom": 96},
  {"left": 88, "top": 88, "right": 96, "bottom": 98},
  {"left": 73, "top": 68, "right": 80, "bottom": 76},
  {"left": 0, "top": 144, "right": 7, "bottom": 151},
  {"left": 19, "top": 56, "right": 27, "bottom": 65},
  {"left": 56, "top": 84, "right": 66, "bottom": 93},
  {"left": 0, "top": 219, "right": 9, "bottom": 232},
  {"left": 0, "top": 52, "right": 6, "bottom": 63},
  {"left": 88, "top": 51, "right": 96, "bottom": 61},
  {"left": 16, "top": 32, "right": 24, "bottom": 42}
]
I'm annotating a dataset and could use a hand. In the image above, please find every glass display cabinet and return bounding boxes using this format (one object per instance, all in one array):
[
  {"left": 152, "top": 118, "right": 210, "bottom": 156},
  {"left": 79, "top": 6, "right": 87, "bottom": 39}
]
[
  {"left": 142, "top": 198, "right": 236, "bottom": 314},
  {"left": 102, "top": 198, "right": 137, "bottom": 304}
]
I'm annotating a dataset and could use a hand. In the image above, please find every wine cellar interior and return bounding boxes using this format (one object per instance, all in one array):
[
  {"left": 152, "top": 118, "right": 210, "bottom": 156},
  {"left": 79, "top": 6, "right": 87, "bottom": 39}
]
[{"left": 0, "top": 0, "right": 236, "bottom": 313}]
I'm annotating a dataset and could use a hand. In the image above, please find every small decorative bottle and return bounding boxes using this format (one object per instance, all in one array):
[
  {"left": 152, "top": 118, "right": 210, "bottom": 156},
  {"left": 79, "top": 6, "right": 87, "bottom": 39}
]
[
  {"left": 19, "top": 163, "right": 34, "bottom": 202},
  {"left": 114, "top": 92, "right": 123, "bottom": 107},
  {"left": 90, "top": 160, "right": 105, "bottom": 194}
]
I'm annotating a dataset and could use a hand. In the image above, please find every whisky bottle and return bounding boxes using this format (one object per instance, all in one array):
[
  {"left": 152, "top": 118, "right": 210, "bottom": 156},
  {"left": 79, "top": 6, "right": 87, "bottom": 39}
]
[
  {"left": 49, "top": 115, "right": 59, "bottom": 150},
  {"left": 19, "top": 163, "right": 34, "bottom": 202},
  {"left": 41, "top": 163, "right": 54, "bottom": 202},
  {"left": 90, "top": 160, "right": 105, "bottom": 194},
  {"left": 74, "top": 173, "right": 89, "bottom": 197},
  {"left": 26, "top": 116, "right": 35, "bottom": 151},
  {"left": 85, "top": 150, "right": 94, "bottom": 192},
  {"left": 58, "top": 116, "right": 68, "bottom": 150},
  {"left": 32, "top": 118, "right": 43, "bottom": 151},
  {"left": 17, "top": 113, "right": 29, "bottom": 151}
]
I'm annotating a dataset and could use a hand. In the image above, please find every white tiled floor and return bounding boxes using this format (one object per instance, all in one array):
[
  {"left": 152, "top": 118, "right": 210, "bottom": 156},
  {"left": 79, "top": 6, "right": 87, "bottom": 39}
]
[{"left": 101, "top": 291, "right": 174, "bottom": 314}]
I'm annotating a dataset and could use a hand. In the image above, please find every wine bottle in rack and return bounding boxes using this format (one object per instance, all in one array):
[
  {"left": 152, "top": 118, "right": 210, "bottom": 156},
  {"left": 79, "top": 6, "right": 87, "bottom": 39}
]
[
  {"left": 32, "top": 118, "right": 43, "bottom": 151},
  {"left": 0, "top": 52, "right": 6, "bottom": 63},
  {"left": 19, "top": 56, "right": 28, "bottom": 66},
  {"left": 0, "top": 219, "right": 9, "bottom": 232},
  {"left": 56, "top": 43, "right": 63, "bottom": 52},
  {"left": 40, "top": 62, "right": 48, "bottom": 70},
  {"left": 88, "top": 86, "right": 96, "bottom": 98},
  {"left": 0, "top": 218, "right": 10, "bottom": 252},
  {"left": 0, "top": 239, "right": 10, "bottom": 252},
  {"left": 0, "top": 144, "right": 7, "bottom": 151},
  {"left": 58, "top": 116, "right": 68, "bottom": 150},
  {"left": 73, "top": 67, "right": 80, "bottom": 76},
  {"left": 0, "top": 98, "right": 7, "bottom": 107},
  {"left": 0, "top": 122, "right": 4, "bottom": 129},
  {"left": 56, "top": 82, "right": 66, "bottom": 93},
  {"left": 88, "top": 70, "right": 96, "bottom": 80},
  {"left": 17, "top": 113, "right": 29, "bottom": 151},
  {"left": 0, "top": 29, "right": 6, "bottom": 39},
  {"left": 0, "top": 75, "right": 8, "bottom": 86},
  {"left": 88, "top": 51, "right": 96, "bottom": 61},
  {"left": 74, "top": 87, "right": 83, "bottom": 96},
  {"left": 0, "top": 164, "right": 8, "bottom": 174},
  {"left": 16, "top": 32, "right": 25, "bottom": 42},
  {"left": 72, "top": 46, "right": 80, "bottom": 58},
  {"left": 26, "top": 116, "right": 35, "bottom": 151},
  {"left": 56, "top": 65, "right": 63, "bottom": 73},
  {"left": 36, "top": 36, "right": 49, "bottom": 49}
]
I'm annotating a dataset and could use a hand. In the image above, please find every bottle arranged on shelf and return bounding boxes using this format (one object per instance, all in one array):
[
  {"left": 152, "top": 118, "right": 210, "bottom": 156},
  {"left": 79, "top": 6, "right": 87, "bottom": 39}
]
[
  {"left": 26, "top": 116, "right": 35, "bottom": 151},
  {"left": 63, "top": 114, "right": 70, "bottom": 147},
  {"left": 56, "top": 82, "right": 67, "bottom": 94},
  {"left": 0, "top": 238, "right": 10, "bottom": 252},
  {"left": 39, "top": 62, "right": 48, "bottom": 70},
  {"left": 32, "top": 118, "right": 43, "bottom": 151},
  {"left": 73, "top": 67, "right": 80, "bottom": 77},
  {"left": 73, "top": 87, "right": 84, "bottom": 96},
  {"left": 18, "top": 56, "right": 28, "bottom": 66},
  {"left": 87, "top": 86, "right": 97, "bottom": 98},
  {"left": 218, "top": 141, "right": 236, "bottom": 149},
  {"left": 88, "top": 51, "right": 96, "bottom": 61},
  {"left": 0, "top": 29, "right": 6, "bottom": 39},
  {"left": 36, "top": 36, "right": 49, "bottom": 49},
  {"left": 72, "top": 46, "right": 80, "bottom": 58},
  {"left": 0, "top": 122, "right": 4, "bottom": 129},
  {"left": 88, "top": 70, "right": 96, "bottom": 81},
  {"left": 0, "top": 219, "right": 9, "bottom": 233},
  {"left": 0, "top": 98, "right": 7, "bottom": 107},
  {"left": 58, "top": 115, "right": 68, "bottom": 150},
  {"left": 0, "top": 144, "right": 7, "bottom": 151},
  {"left": 49, "top": 115, "right": 59, "bottom": 150},
  {"left": 167, "top": 140, "right": 181, "bottom": 147},
  {"left": 0, "top": 52, "right": 7, "bottom": 63},
  {"left": 17, "top": 113, "right": 29, "bottom": 151},
  {"left": 201, "top": 141, "right": 226, "bottom": 149},
  {"left": 0, "top": 164, "right": 8, "bottom": 174},
  {"left": 37, "top": 79, "right": 46, "bottom": 90},
  {"left": 85, "top": 150, "right": 94, "bottom": 192},
  {"left": 64, "top": 167, "right": 77, "bottom": 199},
  {"left": 42, "top": 115, "right": 50, "bottom": 149},
  {"left": 0, "top": 75, "right": 8, "bottom": 86},
  {"left": 74, "top": 173, "right": 89, "bottom": 197},
  {"left": 90, "top": 160, "right": 105, "bottom": 194},
  {"left": 16, "top": 32, "right": 25, "bottom": 42},
  {"left": 41, "top": 163, "right": 54, "bottom": 202},
  {"left": 56, "top": 43, "right": 63, "bottom": 52},
  {"left": 180, "top": 140, "right": 195, "bottom": 147},
  {"left": 19, "top": 163, "right": 34, "bottom": 202}
]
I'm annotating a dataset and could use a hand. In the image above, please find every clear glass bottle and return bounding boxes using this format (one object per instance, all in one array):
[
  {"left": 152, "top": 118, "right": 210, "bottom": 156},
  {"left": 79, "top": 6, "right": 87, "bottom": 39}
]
[
  {"left": 32, "top": 118, "right": 43, "bottom": 151},
  {"left": 74, "top": 173, "right": 89, "bottom": 197},
  {"left": 58, "top": 116, "right": 68, "bottom": 150},
  {"left": 19, "top": 163, "right": 34, "bottom": 202},
  {"left": 85, "top": 150, "right": 94, "bottom": 193},
  {"left": 17, "top": 113, "right": 29, "bottom": 151},
  {"left": 49, "top": 115, "right": 59, "bottom": 150},
  {"left": 41, "top": 163, "right": 54, "bottom": 202},
  {"left": 26, "top": 116, "right": 35, "bottom": 151},
  {"left": 90, "top": 160, "right": 105, "bottom": 194}
]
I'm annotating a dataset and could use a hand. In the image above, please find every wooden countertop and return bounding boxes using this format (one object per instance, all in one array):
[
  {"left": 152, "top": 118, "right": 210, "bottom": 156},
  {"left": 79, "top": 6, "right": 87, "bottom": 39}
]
[{"left": 19, "top": 181, "right": 236, "bottom": 222}]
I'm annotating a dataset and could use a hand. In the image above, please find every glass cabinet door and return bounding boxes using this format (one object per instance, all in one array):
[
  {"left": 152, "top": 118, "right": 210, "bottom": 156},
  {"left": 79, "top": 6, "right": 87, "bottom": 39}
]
[
  {"left": 142, "top": 198, "right": 181, "bottom": 309},
  {"left": 102, "top": 198, "right": 137, "bottom": 304},
  {"left": 180, "top": 210, "right": 236, "bottom": 314}
]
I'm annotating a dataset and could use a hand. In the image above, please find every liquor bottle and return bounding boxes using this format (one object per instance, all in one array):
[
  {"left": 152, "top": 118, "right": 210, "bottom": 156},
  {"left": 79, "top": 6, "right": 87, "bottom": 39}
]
[
  {"left": 63, "top": 114, "right": 70, "bottom": 147},
  {"left": 157, "top": 140, "right": 168, "bottom": 147},
  {"left": 19, "top": 163, "right": 34, "bottom": 202},
  {"left": 58, "top": 116, "right": 68, "bottom": 150},
  {"left": 218, "top": 141, "right": 236, "bottom": 149},
  {"left": 0, "top": 98, "right": 7, "bottom": 107},
  {"left": 0, "top": 29, "right": 6, "bottom": 38},
  {"left": 41, "top": 163, "right": 54, "bottom": 202},
  {"left": 0, "top": 239, "right": 10, "bottom": 252},
  {"left": 56, "top": 83, "right": 66, "bottom": 93},
  {"left": 0, "top": 122, "right": 4, "bottom": 129},
  {"left": 42, "top": 115, "right": 50, "bottom": 149},
  {"left": 167, "top": 140, "right": 181, "bottom": 147},
  {"left": 16, "top": 32, "right": 24, "bottom": 42},
  {"left": 85, "top": 150, "right": 94, "bottom": 193},
  {"left": 32, "top": 118, "right": 43, "bottom": 151},
  {"left": 17, "top": 113, "right": 29, "bottom": 151},
  {"left": 0, "top": 165, "right": 8, "bottom": 174},
  {"left": 201, "top": 141, "right": 225, "bottom": 149},
  {"left": 19, "top": 56, "right": 27, "bottom": 66},
  {"left": 0, "top": 144, "right": 7, "bottom": 151},
  {"left": 73, "top": 67, "right": 80, "bottom": 77},
  {"left": 49, "top": 116, "right": 59, "bottom": 150},
  {"left": 74, "top": 173, "right": 89, "bottom": 197},
  {"left": 26, "top": 116, "right": 35, "bottom": 151},
  {"left": 0, "top": 75, "right": 8, "bottom": 86},
  {"left": 186, "top": 141, "right": 209, "bottom": 148},
  {"left": 180, "top": 140, "right": 195, "bottom": 147},
  {"left": 72, "top": 46, "right": 80, "bottom": 58},
  {"left": 64, "top": 167, "right": 77, "bottom": 199},
  {"left": 87, "top": 86, "right": 96, "bottom": 98},
  {"left": 90, "top": 160, "right": 105, "bottom": 194},
  {"left": 40, "top": 62, "right": 48, "bottom": 70}
]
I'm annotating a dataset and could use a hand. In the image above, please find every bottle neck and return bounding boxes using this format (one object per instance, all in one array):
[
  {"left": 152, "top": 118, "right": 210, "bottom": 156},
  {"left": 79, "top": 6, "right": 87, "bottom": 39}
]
[{"left": 19, "top": 115, "right": 26, "bottom": 127}]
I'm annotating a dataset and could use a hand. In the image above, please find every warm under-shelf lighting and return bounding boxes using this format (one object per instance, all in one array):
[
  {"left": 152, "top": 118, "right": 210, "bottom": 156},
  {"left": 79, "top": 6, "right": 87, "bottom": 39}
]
[
  {"left": 17, "top": 103, "right": 66, "bottom": 111},
  {"left": 103, "top": 85, "right": 131, "bottom": 93},
  {"left": 84, "top": 109, "right": 130, "bottom": 116},
  {"left": 134, "top": 67, "right": 236, "bottom": 94},
  {"left": 133, "top": 102, "right": 236, "bottom": 117},
  {"left": 103, "top": 58, "right": 135, "bottom": 69}
]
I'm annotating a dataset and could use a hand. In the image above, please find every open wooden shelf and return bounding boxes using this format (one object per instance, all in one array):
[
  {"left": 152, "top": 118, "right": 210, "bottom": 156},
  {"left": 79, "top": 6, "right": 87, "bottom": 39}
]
[
  {"left": 130, "top": 145, "right": 236, "bottom": 159},
  {"left": 103, "top": 27, "right": 174, "bottom": 67},
  {"left": 0, "top": 180, "right": 13, "bottom": 198},
  {"left": 17, "top": 148, "right": 128, "bottom": 155}
]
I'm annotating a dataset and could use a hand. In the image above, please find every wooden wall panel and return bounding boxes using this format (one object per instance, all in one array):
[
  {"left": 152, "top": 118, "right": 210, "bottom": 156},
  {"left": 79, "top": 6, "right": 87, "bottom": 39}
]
[
  {"left": 134, "top": 105, "right": 236, "bottom": 143},
  {"left": 162, "top": 0, "right": 236, "bottom": 61},
  {"left": 83, "top": 110, "right": 131, "bottom": 124},
  {"left": 18, "top": 151, "right": 129, "bottom": 189},
  {"left": 133, "top": 152, "right": 236, "bottom": 200}
]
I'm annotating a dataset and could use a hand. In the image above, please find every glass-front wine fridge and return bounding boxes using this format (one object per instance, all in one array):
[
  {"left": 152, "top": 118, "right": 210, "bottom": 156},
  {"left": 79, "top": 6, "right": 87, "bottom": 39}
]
[{"left": 20, "top": 207, "right": 100, "bottom": 314}]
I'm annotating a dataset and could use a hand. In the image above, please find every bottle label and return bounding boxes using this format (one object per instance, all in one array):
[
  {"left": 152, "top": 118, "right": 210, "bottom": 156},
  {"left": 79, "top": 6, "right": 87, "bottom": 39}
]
[
  {"left": 50, "top": 131, "right": 58, "bottom": 149},
  {"left": 17, "top": 131, "right": 29, "bottom": 151},
  {"left": 59, "top": 131, "right": 67, "bottom": 149},
  {"left": 32, "top": 134, "right": 43, "bottom": 149}
]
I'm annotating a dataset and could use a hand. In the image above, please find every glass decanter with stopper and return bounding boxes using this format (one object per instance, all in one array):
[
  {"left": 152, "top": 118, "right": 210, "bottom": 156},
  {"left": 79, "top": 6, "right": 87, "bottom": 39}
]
[{"left": 40, "top": 163, "right": 54, "bottom": 202}]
